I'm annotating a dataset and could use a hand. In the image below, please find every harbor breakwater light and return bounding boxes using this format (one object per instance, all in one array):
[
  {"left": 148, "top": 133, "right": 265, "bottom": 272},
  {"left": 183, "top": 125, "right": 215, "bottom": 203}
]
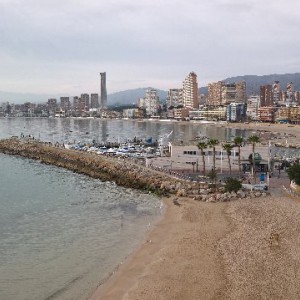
[{"left": 0, "top": 138, "right": 268, "bottom": 201}]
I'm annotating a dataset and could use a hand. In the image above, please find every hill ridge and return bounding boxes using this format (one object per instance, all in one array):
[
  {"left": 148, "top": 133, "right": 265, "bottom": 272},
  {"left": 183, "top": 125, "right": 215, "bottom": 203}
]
[{"left": 1, "top": 73, "right": 300, "bottom": 105}]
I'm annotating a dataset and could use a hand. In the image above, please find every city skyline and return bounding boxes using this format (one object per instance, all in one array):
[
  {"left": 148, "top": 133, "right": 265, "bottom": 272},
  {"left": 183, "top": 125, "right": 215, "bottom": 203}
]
[{"left": 1, "top": 0, "right": 300, "bottom": 97}]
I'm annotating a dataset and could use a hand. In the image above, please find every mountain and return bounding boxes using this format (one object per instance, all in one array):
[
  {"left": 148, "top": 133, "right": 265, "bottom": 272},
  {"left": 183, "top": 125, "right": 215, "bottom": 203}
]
[
  {"left": 1, "top": 73, "right": 300, "bottom": 105},
  {"left": 201, "top": 73, "right": 300, "bottom": 96},
  {"left": 109, "top": 73, "right": 300, "bottom": 105},
  {"left": 108, "top": 88, "right": 168, "bottom": 106},
  {"left": 0, "top": 88, "right": 168, "bottom": 106}
]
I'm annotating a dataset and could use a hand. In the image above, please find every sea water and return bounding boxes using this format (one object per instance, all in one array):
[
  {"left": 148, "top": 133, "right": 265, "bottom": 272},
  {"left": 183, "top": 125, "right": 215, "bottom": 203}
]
[
  {"left": 1, "top": 117, "right": 297, "bottom": 299},
  {"left": 0, "top": 153, "right": 163, "bottom": 300}
]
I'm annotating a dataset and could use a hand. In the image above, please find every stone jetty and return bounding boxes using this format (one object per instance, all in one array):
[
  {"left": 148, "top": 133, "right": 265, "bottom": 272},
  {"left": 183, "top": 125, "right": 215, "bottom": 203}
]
[{"left": 0, "top": 138, "right": 268, "bottom": 201}]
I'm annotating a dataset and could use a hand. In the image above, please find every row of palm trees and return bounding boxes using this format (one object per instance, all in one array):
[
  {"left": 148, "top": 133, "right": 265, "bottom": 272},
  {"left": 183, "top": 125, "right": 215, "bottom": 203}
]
[{"left": 197, "top": 135, "right": 260, "bottom": 177}]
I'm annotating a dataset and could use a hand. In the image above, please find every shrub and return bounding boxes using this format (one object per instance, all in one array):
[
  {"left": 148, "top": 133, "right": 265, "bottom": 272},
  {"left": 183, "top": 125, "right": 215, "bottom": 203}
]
[
  {"left": 224, "top": 177, "right": 242, "bottom": 193},
  {"left": 287, "top": 163, "right": 300, "bottom": 185}
]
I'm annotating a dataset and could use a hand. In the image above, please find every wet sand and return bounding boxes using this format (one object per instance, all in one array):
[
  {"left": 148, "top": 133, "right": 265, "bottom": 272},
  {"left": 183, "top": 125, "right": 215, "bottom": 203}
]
[
  {"left": 89, "top": 196, "right": 229, "bottom": 300},
  {"left": 90, "top": 122, "right": 300, "bottom": 300}
]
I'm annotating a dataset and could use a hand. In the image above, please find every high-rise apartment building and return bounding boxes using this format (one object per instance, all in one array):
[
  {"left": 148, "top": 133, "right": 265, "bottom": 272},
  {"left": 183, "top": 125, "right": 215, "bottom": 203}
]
[
  {"left": 207, "top": 81, "right": 223, "bottom": 106},
  {"left": 166, "top": 88, "right": 183, "bottom": 108},
  {"left": 80, "top": 93, "right": 90, "bottom": 112},
  {"left": 47, "top": 98, "right": 57, "bottom": 113},
  {"left": 260, "top": 85, "right": 273, "bottom": 107},
  {"left": 246, "top": 95, "right": 260, "bottom": 120},
  {"left": 60, "top": 97, "right": 70, "bottom": 112},
  {"left": 91, "top": 93, "right": 99, "bottom": 109},
  {"left": 235, "top": 81, "right": 247, "bottom": 103},
  {"left": 226, "top": 103, "right": 246, "bottom": 122},
  {"left": 144, "top": 88, "right": 160, "bottom": 116},
  {"left": 272, "top": 81, "right": 281, "bottom": 104},
  {"left": 207, "top": 81, "right": 246, "bottom": 106},
  {"left": 73, "top": 96, "right": 80, "bottom": 115},
  {"left": 182, "top": 72, "right": 198, "bottom": 109},
  {"left": 286, "top": 82, "right": 296, "bottom": 105},
  {"left": 100, "top": 72, "right": 107, "bottom": 110},
  {"left": 221, "top": 83, "right": 236, "bottom": 105}
]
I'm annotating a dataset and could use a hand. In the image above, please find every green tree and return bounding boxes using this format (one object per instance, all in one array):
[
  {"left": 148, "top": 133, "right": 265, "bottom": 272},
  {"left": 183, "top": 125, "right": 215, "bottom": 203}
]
[
  {"left": 234, "top": 136, "right": 244, "bottom": 174},
  {"left": 248, "top": 135, "right": 260, "bottom": 183},
  {"left": 287, "top": 163, "right": 300, "bottom": 185},
  {"left": 208, "top": 139, "right": 219, "bottom": 171},
  {"left": 222, "top": 143, "right": 234, "bottom": 175},
  {"left": 197, "top": 141, "right": 207, "bottom": 175}
]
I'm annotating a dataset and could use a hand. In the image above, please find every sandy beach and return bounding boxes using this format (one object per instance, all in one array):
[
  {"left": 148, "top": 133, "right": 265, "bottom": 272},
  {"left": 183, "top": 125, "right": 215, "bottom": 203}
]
[
  {"left": 89, "top": 123, "right": 300, "bottom": 300},
  {"left": 90, "top": 189, "right": 300, "bottom": 300}
]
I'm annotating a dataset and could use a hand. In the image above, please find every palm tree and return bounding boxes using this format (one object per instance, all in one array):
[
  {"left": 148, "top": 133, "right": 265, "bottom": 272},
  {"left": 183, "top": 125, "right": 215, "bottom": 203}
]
[
  {"left": 234, "top": 136, "right": 244, "bottom": 174},
  {"left": 197, "top": 141, "right": 207, "bottom": 175},
  {"left": 222, "top": 143, "right": 234, "bottom": 175},
  {"left": 248, "top": 135, "right": 260, "bottom": 183},
  {"left": 208, "top": 139, "right": 219, "bottom": 171}
]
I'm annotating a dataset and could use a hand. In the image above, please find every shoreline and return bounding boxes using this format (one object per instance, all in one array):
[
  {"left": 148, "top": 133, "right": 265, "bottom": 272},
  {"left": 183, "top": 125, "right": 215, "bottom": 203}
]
[
  {"left": 91, "top": 191, "right": 300, "bottom": 300},
  {"left": 88, "top": 122, "right": 300, "bottom": 299},
  {"left": 1, "top": 121, "right": 300, "bottom": 299},
  {"left": 88, "top": 196, "right": 175, "bottom": 300},
  {"left": 89, "top": 196, "right": 230, "bottom": 300}
]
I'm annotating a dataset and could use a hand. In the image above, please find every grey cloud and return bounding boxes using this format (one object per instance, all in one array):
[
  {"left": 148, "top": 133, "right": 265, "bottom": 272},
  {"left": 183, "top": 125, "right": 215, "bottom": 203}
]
[{"left": 0, "top": 0, "right": 300, "bottom": 94}]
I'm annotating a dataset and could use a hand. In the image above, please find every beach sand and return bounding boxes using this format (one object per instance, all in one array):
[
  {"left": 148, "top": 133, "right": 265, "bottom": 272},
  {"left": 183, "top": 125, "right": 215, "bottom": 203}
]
[
  {"left": 90, "top": 190, "right": 300, "bottom": 300},
  {"left": 89, "top": 123, "right": 300, "bottom": 300},
  {"left": 89, "top": 196, "right": 229, "bottom": 300}
]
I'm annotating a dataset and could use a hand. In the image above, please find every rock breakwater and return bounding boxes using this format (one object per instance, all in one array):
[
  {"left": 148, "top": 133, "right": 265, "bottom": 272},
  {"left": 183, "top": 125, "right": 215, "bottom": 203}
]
[{"left": 0, "top": 138, "right": 268, "bottom": 201}]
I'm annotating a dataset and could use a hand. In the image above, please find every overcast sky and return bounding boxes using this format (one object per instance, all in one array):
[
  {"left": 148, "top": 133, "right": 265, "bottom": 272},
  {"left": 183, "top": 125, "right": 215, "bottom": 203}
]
[{"left": 1, "top": 0, "right": 300, "bottom": 96}]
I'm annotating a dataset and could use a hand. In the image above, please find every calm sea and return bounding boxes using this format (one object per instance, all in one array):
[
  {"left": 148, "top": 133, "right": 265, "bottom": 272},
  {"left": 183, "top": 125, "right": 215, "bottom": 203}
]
[
  {"left": 0, "top": 118, "right": 168, "bottom": 300},
  {"left": 0, "top": 152, "right": 164, "bottom": 300},
  {"left": 0, "top": 117, "right": 250, "bottom": 144},
  {"left": 0, "top": 117, "right": 295, "bottom": 300}
]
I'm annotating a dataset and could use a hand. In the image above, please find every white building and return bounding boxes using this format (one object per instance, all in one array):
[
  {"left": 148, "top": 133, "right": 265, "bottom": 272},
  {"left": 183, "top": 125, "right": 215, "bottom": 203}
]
[
  {"left": 144, "top": 88, "right": 160, "bottom": 116},
  {"left": 246, "top": 95, "right": 260, "bottom": 120},
  {"left": 227, "top": 103, "right": 246, "bottom": 122},
  {"left": 166, "top": 88, "right": 183, "bottom": 108}
]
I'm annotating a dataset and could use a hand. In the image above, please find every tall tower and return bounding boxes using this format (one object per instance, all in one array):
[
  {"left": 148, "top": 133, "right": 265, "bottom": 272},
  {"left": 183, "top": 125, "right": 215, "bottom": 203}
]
[
  {"left": 100, "top": 72, "right": 107, "bottom": 110},
  {"left": 182, "top": 72, "right": 198, "bottom": 109}
]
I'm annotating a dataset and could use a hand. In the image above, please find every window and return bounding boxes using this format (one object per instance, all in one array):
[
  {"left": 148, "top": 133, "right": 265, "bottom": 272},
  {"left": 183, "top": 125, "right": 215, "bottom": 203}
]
[{"left": 183, "top": 151, "right": 196, "bottom": 155}]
